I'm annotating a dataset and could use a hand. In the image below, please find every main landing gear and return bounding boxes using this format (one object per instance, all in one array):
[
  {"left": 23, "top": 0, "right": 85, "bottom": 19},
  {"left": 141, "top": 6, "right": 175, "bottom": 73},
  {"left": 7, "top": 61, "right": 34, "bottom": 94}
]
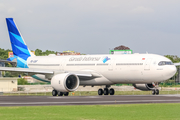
[
  {"left": 98, "top": 86, "right": 115, "bottom": 95},
  {"left": 152, "top": 89, "right": 159, "bottom": 95},
  {"left": 52, "top": 90, "right": 69, "bottom": 96}
]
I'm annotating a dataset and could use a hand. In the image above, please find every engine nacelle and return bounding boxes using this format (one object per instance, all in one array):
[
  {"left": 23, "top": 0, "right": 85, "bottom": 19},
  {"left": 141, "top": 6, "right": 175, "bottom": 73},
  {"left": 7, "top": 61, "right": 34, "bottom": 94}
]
[
  {"left": 133, "top": 83, "right": 155, "bottom": 91},
  {"left": 51, "top": 73, "right": 79, "bottom": 92}
]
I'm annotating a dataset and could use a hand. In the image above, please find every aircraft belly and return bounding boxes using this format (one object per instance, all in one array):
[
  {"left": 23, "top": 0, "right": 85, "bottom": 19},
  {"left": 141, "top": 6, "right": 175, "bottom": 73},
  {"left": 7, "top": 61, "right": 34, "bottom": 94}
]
[{"left": 102, "top": 70, "right": 143, "bottom": 83}]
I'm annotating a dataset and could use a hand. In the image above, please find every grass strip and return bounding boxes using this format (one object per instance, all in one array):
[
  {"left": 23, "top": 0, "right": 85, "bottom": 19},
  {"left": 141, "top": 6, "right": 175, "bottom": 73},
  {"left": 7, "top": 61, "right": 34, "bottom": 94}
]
[{"left": 0, "top": 103, "right": 180, "bottom": 120}]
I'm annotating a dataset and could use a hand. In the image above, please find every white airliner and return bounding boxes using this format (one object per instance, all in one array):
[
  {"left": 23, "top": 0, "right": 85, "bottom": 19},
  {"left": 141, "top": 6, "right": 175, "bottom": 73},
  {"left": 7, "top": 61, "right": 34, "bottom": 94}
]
[{"left": 0, "top": 18, "right": 177, "bottom": 96}]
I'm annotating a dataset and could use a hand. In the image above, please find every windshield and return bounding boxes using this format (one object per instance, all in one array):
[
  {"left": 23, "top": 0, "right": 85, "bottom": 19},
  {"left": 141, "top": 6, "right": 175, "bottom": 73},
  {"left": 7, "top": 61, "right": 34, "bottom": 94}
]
[{"left": 158, "top": 61, "right": 174, "bottom": 66}]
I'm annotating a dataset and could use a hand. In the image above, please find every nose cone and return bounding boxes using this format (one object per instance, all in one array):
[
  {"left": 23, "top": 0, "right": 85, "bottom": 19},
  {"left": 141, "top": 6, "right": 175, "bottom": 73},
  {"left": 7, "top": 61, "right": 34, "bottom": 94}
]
[
  {"left": 172, "top": 65, "right": 177, "bottom": 75},
  {"left": 166, "top": 65, "right": 177, "bottom": 78}
]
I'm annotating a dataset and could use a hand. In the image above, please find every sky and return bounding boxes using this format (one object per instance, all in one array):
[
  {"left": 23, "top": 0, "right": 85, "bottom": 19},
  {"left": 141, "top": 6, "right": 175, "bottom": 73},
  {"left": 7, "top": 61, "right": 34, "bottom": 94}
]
[{"left": 0, "top": 0, "right": 180, "bottom": 56}]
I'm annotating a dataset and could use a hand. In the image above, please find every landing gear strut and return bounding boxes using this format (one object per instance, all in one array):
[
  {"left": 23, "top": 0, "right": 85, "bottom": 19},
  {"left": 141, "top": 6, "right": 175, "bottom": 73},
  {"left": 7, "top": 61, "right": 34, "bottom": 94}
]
[{"left": 98, "top": 86, "right": 115, "bottom": 96}]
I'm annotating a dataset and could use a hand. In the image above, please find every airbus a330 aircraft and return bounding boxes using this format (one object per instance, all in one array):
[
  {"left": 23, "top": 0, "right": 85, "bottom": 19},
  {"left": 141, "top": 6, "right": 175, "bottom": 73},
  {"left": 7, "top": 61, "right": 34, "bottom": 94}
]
[{"left": 0, "top": 18, "right": 177, "bottom": 96}]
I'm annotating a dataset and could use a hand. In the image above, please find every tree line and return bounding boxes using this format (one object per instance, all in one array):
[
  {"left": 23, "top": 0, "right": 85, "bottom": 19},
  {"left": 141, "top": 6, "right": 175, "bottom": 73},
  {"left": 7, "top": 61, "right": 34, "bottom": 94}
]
[
  {"left": 0, "top": 48, "right": 180, "bottom": 63},
  {"left": 0, "top": 48, "right": 56, "bottom": 60}
]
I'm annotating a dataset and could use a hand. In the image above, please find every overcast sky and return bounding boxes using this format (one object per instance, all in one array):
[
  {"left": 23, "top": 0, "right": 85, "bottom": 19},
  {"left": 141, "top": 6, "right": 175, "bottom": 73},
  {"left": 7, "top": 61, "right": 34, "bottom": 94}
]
[{"left": 0, "top": 0, "right": 180, "bottom": 56}]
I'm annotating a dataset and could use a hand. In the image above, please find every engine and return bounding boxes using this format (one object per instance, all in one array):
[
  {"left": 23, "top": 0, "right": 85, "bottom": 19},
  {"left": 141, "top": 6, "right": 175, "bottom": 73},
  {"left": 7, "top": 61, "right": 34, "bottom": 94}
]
[
  {"left": 133, "top": 83, "right": 155, "bottom": 91},
  {"left": 51, "top": 73, "right": 79, "bottom": 92}
]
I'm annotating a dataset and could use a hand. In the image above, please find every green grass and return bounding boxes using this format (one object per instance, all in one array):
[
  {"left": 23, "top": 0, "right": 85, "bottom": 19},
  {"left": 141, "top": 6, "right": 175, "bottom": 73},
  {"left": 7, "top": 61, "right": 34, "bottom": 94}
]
[
  {"left": 3, "top": 90, "right": 180, "bottom": 96},
  {"left": 0, "top": 103, "right": 180, "bottom": 120}
]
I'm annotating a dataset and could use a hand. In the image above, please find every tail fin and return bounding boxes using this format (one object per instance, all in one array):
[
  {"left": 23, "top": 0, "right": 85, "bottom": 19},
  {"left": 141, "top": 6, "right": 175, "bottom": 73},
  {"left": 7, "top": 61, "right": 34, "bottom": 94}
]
[{"left": 6, "top": 18, "right": 34, "bottom": 68}]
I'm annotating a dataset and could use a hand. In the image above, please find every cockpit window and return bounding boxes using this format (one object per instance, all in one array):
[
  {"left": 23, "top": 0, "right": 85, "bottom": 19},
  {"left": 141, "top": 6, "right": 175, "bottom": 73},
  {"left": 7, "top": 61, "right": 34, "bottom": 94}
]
[{"left": 158, "top": 61, "right": 174, "bottom": 66}]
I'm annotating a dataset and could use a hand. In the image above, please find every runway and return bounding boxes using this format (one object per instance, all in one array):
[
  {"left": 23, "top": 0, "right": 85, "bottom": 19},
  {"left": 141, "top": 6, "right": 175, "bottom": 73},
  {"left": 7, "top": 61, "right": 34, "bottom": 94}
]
[{"left": 0, "top": 95, "right": 180, "bottom": 106}]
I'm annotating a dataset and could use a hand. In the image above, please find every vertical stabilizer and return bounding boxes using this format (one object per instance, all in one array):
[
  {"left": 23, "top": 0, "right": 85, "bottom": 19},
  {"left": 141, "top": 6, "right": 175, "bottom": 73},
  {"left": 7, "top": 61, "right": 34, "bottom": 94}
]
[{"left": 6, "top": 18, "right": 34, "bottom": 68}]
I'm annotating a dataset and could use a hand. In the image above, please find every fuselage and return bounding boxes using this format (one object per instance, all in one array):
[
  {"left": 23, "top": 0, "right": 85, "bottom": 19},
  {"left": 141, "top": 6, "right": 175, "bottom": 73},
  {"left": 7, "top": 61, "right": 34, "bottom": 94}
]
[{"left": 26, "top": 54, "right": 176, "bottom": 85}]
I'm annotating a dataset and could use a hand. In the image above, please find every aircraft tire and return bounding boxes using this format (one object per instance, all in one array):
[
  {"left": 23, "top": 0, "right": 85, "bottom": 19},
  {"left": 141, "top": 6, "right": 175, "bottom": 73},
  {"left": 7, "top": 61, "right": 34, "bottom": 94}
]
[
  {"left": 152, "top": 90, "right": 155, "bottom": 95},
  {"left": 57, "top": 91, "right": 63, "bottom": 96},
  {"left": 64, "top": 92, "right": 69, "bottom": 96},
  {"left": 104, "top": 88, "right": 109, "bottom": 95},
  {"left": 109, "top": 88, "right": 115, "bottom": 95},
  {"left": 155, "top": 89, "right": 159, "bottom": 95},
  {"left": 52, "top": 90, "right": 57, "bottom": 96},
  {"left": 98, "top": 89, "right": 104, "bottom": 95}
]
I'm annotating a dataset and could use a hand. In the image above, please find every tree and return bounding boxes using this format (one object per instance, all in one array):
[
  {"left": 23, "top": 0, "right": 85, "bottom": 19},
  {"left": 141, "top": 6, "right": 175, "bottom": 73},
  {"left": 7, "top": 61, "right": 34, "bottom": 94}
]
[
  {"left": 114, "top": 45, "right": 130, "bottom": 50},
  {"left": 18, "top": 78, "right": 29, "bottom": 85},
  {"left": 35, "top": 49, "right": 56, "bottom": 56},
  {"left": 0, "top": 48, "right": 11, "bottom": 59},
  {"left": 164, "top": 55, "right": 180, "bottom": 63},
  {"left": 35, "top": 49, "right": 43, "bottom": 56}
]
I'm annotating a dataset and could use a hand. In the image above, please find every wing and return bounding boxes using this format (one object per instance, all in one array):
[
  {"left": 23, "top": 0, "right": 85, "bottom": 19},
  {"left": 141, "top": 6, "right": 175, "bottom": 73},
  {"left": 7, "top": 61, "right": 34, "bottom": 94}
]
[
  {"left": 0, "top": 67, "right": 101, "bottom": 80},
  {"left": 174, "top": 63, "right": 180, "bottom": 66},
  {"left": 0, "top": 67, "right": 54, "bottom": 74}
]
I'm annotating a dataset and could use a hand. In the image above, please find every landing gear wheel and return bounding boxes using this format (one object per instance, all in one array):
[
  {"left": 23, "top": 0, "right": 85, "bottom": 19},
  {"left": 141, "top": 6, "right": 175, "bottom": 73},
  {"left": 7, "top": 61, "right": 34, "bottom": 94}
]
[
  {"left": 98, "top": 88, "right": 104, "bottom": 95},
  {"left": 109, "top": 88, "right": 115, "bottom": 95},
  {"left": 57, "top": 91, "right": 63, "bottom": 96},
  {"left": 104, "top": 88, "right": 109, "bottom": 95},
  {"left": 52, "top": 90, "right": 57, "bottom": 96},
  {"left": 155, "top": 89, "right": 159, "bottom": 95},
  {"left": 152, "top": 90, "right": 155, "bottom": 95},
  {"left": 64, "top": 92, "right": 69, "bottom": 96}
]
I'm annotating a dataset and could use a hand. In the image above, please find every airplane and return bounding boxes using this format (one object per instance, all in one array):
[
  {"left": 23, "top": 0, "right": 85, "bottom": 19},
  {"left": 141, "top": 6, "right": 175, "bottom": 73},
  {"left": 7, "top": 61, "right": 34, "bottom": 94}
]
[{"left": 0, "top": 18, "right": 178, "bottom": 96}]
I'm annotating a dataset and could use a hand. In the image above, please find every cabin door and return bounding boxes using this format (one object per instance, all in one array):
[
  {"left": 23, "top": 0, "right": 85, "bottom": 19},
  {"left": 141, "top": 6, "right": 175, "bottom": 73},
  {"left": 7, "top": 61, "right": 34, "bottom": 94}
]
[{"left": 144, "top": 58, "right": 152, "bottom": 70}]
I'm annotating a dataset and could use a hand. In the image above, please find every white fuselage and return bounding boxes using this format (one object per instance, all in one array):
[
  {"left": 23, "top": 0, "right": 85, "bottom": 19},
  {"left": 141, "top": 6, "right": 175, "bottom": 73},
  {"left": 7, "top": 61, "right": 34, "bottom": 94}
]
[{"left": 27, "top": 54, "right": 176, "bottom": 85}]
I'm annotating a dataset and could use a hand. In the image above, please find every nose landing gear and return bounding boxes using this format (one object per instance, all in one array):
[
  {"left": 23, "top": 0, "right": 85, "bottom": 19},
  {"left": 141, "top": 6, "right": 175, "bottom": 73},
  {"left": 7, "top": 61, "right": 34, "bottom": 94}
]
[{"left": 152, "top": 89, "right": 159, "bottom": 95}]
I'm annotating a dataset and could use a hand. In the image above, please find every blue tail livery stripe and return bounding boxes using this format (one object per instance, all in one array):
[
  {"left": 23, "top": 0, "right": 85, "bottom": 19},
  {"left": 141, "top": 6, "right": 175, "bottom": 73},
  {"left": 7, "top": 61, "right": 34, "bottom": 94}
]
[
  {"left": 6, "top": 18, "right": 31, "bottom": 68},
  {"left": 6, "top": 18, "right": 21, "bottom": 36}
]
